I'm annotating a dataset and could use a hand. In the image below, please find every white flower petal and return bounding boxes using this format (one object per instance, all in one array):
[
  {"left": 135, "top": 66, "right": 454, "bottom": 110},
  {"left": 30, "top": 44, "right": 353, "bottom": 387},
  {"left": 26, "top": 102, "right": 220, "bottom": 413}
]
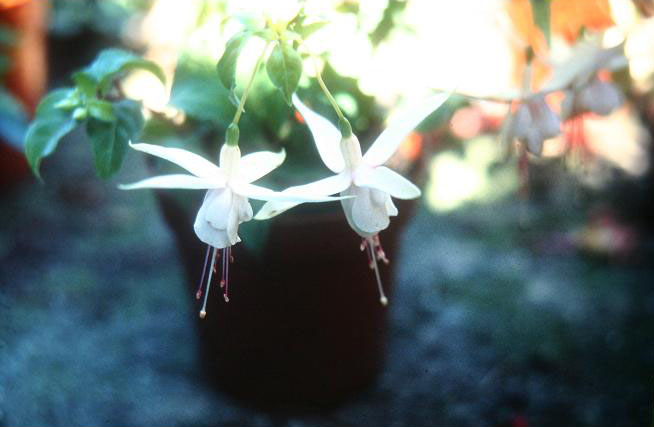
[
  {"left": 354, "top": 166, "right": 421, "bottom": 200},
  {"left": 204, "top": 188, "right": 233, "bottom": 230},
  {"left": 118, "top": 174, "right": 224, "bottom": 190},
  {"left": 238, "top": 149, "right": 286, "bottom": 183},
  {"left": 363, "top": 92, "right": 449, "bottom": 166},
  {"left": 386, "top": 196, "right": 398, "bottom": 216},
  {"left": 226, "top": 197, "right": 241, "bottom": 246},
  {"left": 129, "top": 142, "right": 224, "bottom": 180},
  {"left": 235, "top": 180, "right": 349, "bottom": 203},
  {"left": 341, "top": 185, "right": 389, "bottom": 237},
  {"left": 193, "top": 190, "right": 234, "bottom": 249},
  {"left": 253, "top": 173, "right": 351, "bottom": 219},
  {"left": 292, "top": 94, "right": 345, "bottom": 173}
]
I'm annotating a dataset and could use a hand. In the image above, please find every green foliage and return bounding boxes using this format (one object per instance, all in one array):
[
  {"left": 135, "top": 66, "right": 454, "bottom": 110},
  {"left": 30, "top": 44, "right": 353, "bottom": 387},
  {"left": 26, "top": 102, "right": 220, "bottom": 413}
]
[
  {"left": 24, "top": 89, "right": 78, "bottom": 179},
  {"left": 72, "top": 48, "right": 165, "bottom": 96},
  {"left": 171, "top": 59, "right": 233, "bottom": 124},
  {"left": 87, "top": 100, "right": 143, "bottom": 178},
  {"left": 216, "top": 31, "right": 251, "bottom": 99},
  {"left": 0, "top": 88, "right": 27, "bottom": 150},
  {"left": 530, "top": 0, "right": 551, "bottom": 46},
  {"left": 266, "top": 43, "right": 302, "bottom": 106},
  {"left": 25, "top": 49, "right": 154, "bottom": 179},
  {"left": 287, "top": 10, "right": 328, "bottom": 39}
]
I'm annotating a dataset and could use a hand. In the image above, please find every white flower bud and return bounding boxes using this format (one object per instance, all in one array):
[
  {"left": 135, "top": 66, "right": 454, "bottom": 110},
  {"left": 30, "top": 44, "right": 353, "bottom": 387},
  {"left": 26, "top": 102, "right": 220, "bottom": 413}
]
[{"left": 577, "top": 79, "right": 623, "bottom": 116}]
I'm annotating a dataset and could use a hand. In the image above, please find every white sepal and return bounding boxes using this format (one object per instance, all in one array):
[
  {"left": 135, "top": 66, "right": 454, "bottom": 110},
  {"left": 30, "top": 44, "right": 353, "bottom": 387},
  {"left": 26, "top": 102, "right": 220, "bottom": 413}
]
[
  {"left": 354, "top": 166, "right": 421, "bottom": 200},
  {"left": 238, "top": 149, "right": 286, "bottom": 183},
  {"left": 129, "top": 142, "right": 224, "bottom": 180},
  {"left": 118, "top": 174, "right": 224, "bottom": 190},
  {"left": 363, "top": 92, "right": 449, "bottom": 166},
  {"left": 254, "top": 172, "right": 351, "bottom": 220},
  {"left": 292, "top": 94, "right": 345, "bottom": 173}
]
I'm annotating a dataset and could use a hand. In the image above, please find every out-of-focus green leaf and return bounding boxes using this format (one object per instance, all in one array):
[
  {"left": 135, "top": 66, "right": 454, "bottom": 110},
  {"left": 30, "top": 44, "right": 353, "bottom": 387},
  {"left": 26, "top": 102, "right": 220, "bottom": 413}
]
[
  {"left": 530, "top": 0, "right": 551, "bottom": 46},
  {"left": 73, "top": 48, "right": 165, "bottom": 96},
  {"left": 87, "top": 99, "right": 115, "bottom": 122},
  {"left": 87, "top": 99, "right": 143, "bottom": 179},
  {"left": 0, "top": 88, "right": 27, "bottom": 149},
  {"left": 171, "top": 60, "right": 233, "bottom": 124},
  {"left": 266, "top": 43, "right": 302, "bottom": 106},
  {"left": 369, "top": 0, "right": 407, "bottom": 46},
  {"left": 24, "top": 88, "right": 77, "bottom": 179},
  {"left": 216, "top": 31, "right": 251, "bottom": 92}
]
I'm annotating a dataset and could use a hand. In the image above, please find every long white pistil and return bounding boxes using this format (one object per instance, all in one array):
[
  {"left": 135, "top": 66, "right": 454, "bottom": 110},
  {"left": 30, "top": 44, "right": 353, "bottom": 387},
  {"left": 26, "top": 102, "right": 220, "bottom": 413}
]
[
  {"left": 199, "top": 247, "right": 218, "bottom": 318},
  {"left": 366, "top": 237, "right": 388, "bottom": 306}
]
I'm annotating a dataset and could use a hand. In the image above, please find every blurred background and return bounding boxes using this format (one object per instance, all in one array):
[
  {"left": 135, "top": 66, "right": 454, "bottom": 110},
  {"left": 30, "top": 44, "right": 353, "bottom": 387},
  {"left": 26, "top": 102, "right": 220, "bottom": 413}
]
[{"left": 1, "top": 0, "right": 654, "bottom": 425}]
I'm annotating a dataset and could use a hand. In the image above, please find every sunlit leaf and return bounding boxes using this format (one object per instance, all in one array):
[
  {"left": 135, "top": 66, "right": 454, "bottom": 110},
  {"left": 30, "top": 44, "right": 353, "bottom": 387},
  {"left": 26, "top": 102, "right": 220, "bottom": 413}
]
[
  {"left": 216, "top": 31, "right": 251, "bottom": 92},
  {"left": 266, "top": 43, "right": 302, "bottom": 106},
  {"left": 73, "top": 48, "right": 165, "bottom": 96}
]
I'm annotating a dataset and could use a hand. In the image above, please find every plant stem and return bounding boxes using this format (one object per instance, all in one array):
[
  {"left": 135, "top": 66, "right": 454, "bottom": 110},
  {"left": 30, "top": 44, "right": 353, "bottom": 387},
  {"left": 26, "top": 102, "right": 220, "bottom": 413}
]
[
  {"left": 312, "top": 57, "right": 351, "bottom": 137},
  {"left": 231, "top": 42, "right": 271, "bottom": 127}
]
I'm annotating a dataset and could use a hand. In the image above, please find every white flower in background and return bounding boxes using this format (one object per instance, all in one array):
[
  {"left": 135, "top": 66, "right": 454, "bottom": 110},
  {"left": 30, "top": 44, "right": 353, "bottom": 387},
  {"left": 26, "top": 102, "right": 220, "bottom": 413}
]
[
  {"left": 561, "top": 77, "right": 623, "bottom": 119},
  {"left": 120, "top": 141, "right": 342, "bottom": 316},
  {"left": 507, "top": 94, "right": 562, "bottom": 156},
  {"left": 544, "top": 40, "right": 627, "bottom": 120},
  {"left": 256, "top": 93, "right": 449, "bottom": 304}
]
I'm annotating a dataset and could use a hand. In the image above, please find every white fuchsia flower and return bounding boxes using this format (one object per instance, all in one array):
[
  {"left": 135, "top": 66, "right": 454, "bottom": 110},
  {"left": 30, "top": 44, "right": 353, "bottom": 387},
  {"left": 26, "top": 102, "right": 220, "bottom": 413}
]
[
  {"left": 255, "top": 93, "right": 449, "bottom": 304},
  {"left": 508, "top": 94, "right": 562, "bottom": 156},
  {"left": 544, "top": 41, "right": 626, "bottom": 120},
  {"left": 120, "top": 141, "right": 343, "bottom": 316},
  {"left": 561, "top": 77, "right": 623, "bottom": 119}
]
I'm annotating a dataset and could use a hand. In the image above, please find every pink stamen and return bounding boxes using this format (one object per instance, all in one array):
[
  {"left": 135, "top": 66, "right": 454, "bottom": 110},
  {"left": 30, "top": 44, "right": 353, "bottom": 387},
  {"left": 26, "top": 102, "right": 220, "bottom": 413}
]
[
  {"left": 362, "top": 236, "right": 389, "bottom": 306},
  {"left": 220, "top": 248, "right": 226, "bottom": 288},
  {"left": 195, "top": 245, "right": 211, "bottom": 300},
  {"left": 373, "top": 235, "right": 390, "bottom": 265},
  {"left": 223, "top": 246, "right": 231, "bottom": 302}
]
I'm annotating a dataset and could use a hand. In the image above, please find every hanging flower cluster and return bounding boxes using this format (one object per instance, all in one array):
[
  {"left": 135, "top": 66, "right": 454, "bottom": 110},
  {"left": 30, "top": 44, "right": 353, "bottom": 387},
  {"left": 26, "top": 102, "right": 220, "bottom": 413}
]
[
  {"left": 22, "top": 3, "right": 634, "bottom": 319},
  {"left": 108, "top": 10, "right": 451, "bottom": 316},
  {"left": 501, "top": 41, "right": 627, "bottom": 157}
]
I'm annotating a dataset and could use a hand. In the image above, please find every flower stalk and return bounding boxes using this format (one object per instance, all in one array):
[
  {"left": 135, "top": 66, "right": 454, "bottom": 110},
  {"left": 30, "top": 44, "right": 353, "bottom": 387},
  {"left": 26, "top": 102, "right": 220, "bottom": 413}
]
[
  {"left": 313, "top": 57, "right": 352, "bottom": 137},
  {"left": 230, "top": 42, "right": 272, "bottom": 131}
]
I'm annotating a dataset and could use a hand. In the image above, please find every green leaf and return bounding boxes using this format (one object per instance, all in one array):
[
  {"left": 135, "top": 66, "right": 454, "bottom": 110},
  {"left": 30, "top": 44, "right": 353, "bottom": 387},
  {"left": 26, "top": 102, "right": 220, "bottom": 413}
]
[
  {"left": 216, "top": 31, "right": 251, "bottom": 91},
  {"left": 87, "top": 99, "right": 115, "bottom": 122},
  {"left": 73, "top": 48, "right": 166, "bottom": 96},
  {"left": 295, "top": 21, "right": 328, "bottom": 38},
  {"left": 87, "top": 99, "right": 144, "bottom": 178},
  {"left": 530, "top": 0, "right": 551, "bottom": 46},
  {"left": 266, "top": 43, "right": 302, "bottom": 106},
  {"left": 24, "top": 88, "right": 77, "bottom": 179},
  {"left": 170, "top": 59, "right": 233, "bottom": 124}
]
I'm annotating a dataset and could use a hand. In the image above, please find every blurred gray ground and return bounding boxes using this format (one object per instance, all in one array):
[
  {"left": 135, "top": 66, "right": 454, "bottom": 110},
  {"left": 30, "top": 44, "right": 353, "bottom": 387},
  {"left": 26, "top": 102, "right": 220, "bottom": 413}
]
[{"left": 1, "top": 139, "right": 653, "bottom": 427}]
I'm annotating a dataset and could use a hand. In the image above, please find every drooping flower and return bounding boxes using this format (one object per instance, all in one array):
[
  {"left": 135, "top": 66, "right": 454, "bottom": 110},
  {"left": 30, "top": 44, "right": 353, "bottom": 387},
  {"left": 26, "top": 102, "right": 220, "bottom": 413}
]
[
  {"left": 542, "top": 40, "right": 627, "bottom": 120},
  {"left": 121, "top": 141, "right": 343, "bottom": 316},
  {"left": 256, "top": 93, "right": 449, "bottom": 304},
  {"left": 507, "top": 94, "right": 562, "bottom": 156}
]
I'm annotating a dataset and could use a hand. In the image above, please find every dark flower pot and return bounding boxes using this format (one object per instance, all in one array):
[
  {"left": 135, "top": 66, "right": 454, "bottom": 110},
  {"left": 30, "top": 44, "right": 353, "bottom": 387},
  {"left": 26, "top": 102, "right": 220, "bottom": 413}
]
[{"left": 155, "top": 191, "right": 415, "bottom": 408}]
